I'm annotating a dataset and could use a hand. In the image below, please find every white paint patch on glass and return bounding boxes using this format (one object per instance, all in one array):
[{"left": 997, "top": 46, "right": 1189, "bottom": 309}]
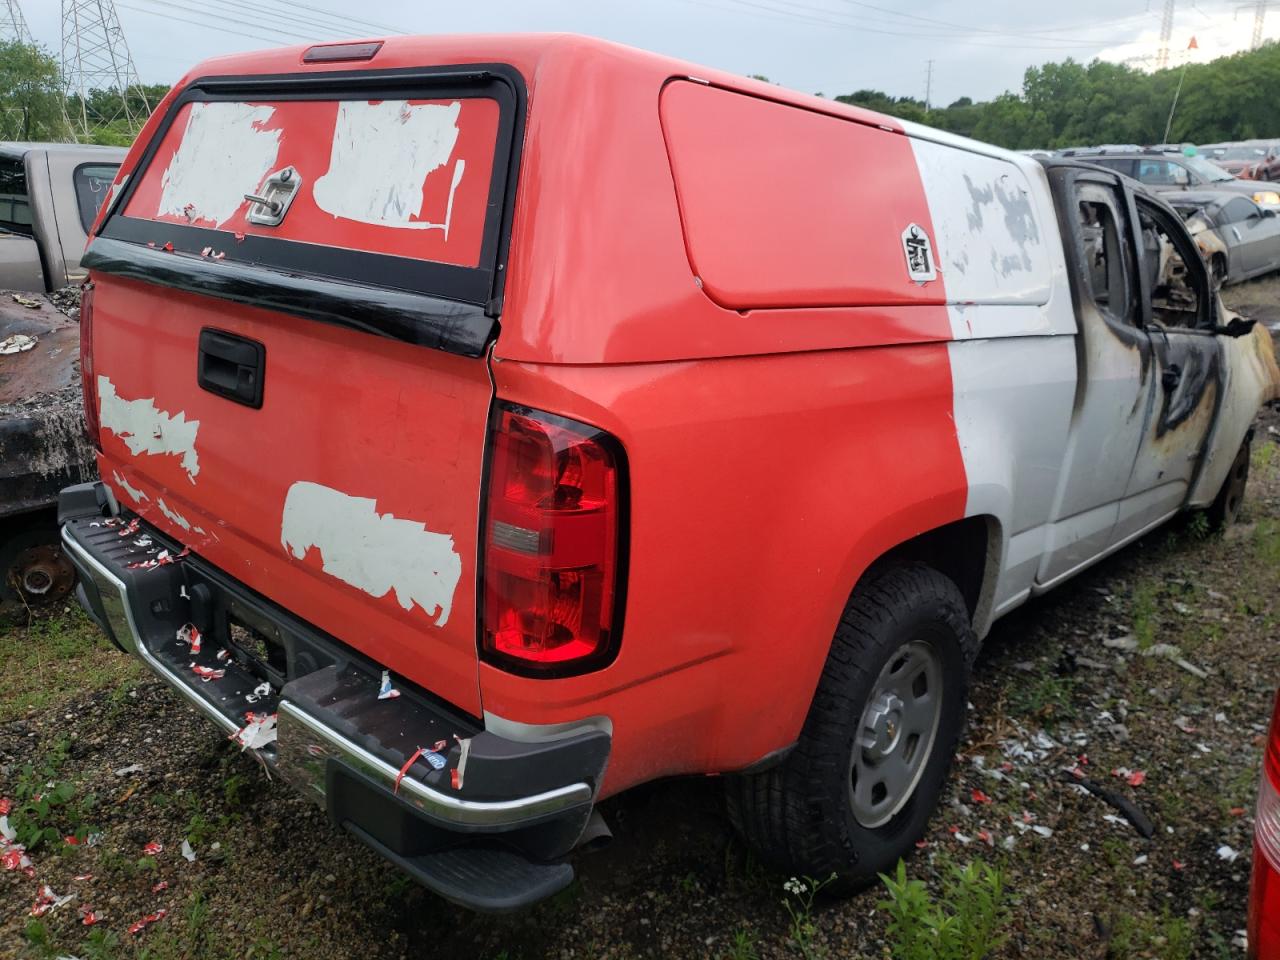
[
  {"left": 280, "top": 480, "right": 462, "bottom": 627},
  {"left": 313, "top": 100, "right": 465, "bottom": 235},
  {"left": 158, "top": 102, "right": 282, "bottom": 226}
]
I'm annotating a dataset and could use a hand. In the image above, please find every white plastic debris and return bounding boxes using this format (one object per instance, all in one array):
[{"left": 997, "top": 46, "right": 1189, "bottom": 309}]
[
  {"left": 252, "top": 682, "right": 271, "bottom": 698},
  {"left": 1217, "top": 844, "right": 1241, "bottom": 863},
  {"left": 1103, "top": 635, "right": 1139, "bottom": 652},
  {"left": 181, "top": 839, "right": 196, "bottom": 862},
  {"left": 0, "top": 333, "right": 37, "bottom": 354},
  {"left": 0, "top": 815, "right": 15, "bottom": 842},
  {"left": 113, "top": 764, "right": 144, "bottom": 777},
  {"left": 377, "top": 670, "right": 400, "bottom": 701},
  {"left": 230, "top": 713, "right": 277, "bottom": 751},
  {"left": 1133, "top": 854, "right": 1149, "bottom": 866}
]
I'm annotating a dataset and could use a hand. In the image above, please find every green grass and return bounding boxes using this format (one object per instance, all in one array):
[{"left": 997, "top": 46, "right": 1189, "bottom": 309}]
[
  {"left": 1131, "top": 579, "right": 1160, "bottom": 651},
  {"left": 1108, "top": 908, "right": 1195, "bottom": 960},
  {"left": 0, "top": 605, "right": 142, "bottom": 721}
]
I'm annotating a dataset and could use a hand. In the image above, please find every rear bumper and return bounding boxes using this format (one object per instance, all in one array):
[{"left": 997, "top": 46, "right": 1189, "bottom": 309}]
[{"left": 59, "top": 481, "right": 609, "bottom": 911}]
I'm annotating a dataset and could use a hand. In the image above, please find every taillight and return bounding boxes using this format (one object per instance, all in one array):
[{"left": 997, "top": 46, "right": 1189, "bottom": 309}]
[
  {"left": 480, "top": 403, "right": 627, "bottom": 676},
  {"left": 79, "top": 281, "right": 101, "bottom": 452},
  {"left": 1249, "top": 690, "right": 1280, "bottom": 959}
]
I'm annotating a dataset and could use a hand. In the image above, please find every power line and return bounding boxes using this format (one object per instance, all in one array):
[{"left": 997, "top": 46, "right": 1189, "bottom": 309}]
[
  {"left": 0, "top": 0, "right": 32, "bottom": 45},
  {"left": 1157, "top": 0, "right": 1176, "bottom": 67},
  {"left": 62, "top": 0, "right": 150, "bottom": 139},
  {"left": 689, "top": 0, "right": 1125, "bottom": 49},
  {"left": 116, "top": 0, "right": 321, "bottom": 46}
]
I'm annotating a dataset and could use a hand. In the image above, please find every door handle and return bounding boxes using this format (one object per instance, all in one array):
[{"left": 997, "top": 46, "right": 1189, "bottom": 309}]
[
  {"left": 1162, "top": 362, "right": 1182, "bottom": 392},
  {"left": 198, "top": 328, "right": 265, "bottom": 408}
]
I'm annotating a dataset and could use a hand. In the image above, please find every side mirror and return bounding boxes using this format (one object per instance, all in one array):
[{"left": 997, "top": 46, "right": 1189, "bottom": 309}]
[
  {"left": 1173, "top": 169, "right": 1191, "bottom": 187},
  {"left": 1214, "top": 316, "right": 1257, "bottom": 338},
  {"left": 1265, "top": 207, "right": 1277, "bottom": 218}
]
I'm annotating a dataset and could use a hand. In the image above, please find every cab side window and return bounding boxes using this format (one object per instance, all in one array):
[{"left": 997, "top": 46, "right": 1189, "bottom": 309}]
[
  {"left": 1219, "top": 197, "right": 1260, "bottom": 226},
  {"left": 1137, "top": 201, "right": 1208, "bottom": 330},
  {"left": 0, "top": 158, "right": 33, "bottom": 236},
  {"left": 1074, "top": 185, "right": 1136, "bottom": 325},
  {"left": 1136, "top": 160, "right": 1188, "bottom": 187}
]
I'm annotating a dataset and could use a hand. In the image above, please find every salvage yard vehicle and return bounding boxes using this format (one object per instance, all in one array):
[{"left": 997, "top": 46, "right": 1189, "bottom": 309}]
[
  {"left": 1248, "top": 688, "right": 1280, "bottom": 959},
  {"left": 56, "top": 35, "right": 1280, "bottom": 911},
  {"left": 0, "top": 287, "right": 95, "bottom": 605},
  {"left": 0, "top": 143, "right": 125, "bottom": 292},
  {"left": 1202, "top": 141, "right": 1273, "bottom": 179},
  {"left": 1168, "top": 191, "right": 1280, "bottom": 286},
  {"left": 1069, "top": 147, "right": 1280, "bottom": 207}
]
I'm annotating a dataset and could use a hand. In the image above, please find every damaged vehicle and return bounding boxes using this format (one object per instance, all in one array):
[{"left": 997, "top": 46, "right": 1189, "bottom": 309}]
[
  {"left": 56, "top": 36, "right": 1280, "bottom": 911},
  {"left": 1167, "top": 191, "right": 1280, "bottom": 286},
  {"left": 1, "top": 287, "right": 95, "bottom": 604},
  {"left": 0, "top": 143, "right": 125, "bottom": 292}
]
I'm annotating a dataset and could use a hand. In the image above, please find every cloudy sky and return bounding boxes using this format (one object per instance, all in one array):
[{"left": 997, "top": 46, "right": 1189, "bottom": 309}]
[{"left": 20, "top": 0, "right": 1280, "bottom": 105}]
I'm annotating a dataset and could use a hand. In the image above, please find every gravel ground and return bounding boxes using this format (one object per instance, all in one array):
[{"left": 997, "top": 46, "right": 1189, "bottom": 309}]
[{"left": 1, "top": 282, "right": 1278, "bottom": 960}]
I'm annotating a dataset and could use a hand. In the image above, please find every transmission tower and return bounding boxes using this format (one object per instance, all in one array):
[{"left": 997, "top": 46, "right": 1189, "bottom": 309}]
[
  {"left": 1254, "top": 0, "right": 1269, "bottom": 49},
  {"left": 1157, "top": 0, "right": 1176, "bottom": 68},
  {"left": 0, "top": 1, "right": 32, "bottom": 44},
  {"left": 61, "top": 0, "right": 150, "bottom": 140}
]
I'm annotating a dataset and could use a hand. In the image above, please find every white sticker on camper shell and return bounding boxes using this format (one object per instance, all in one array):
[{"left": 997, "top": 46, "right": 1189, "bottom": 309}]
[
  {"left": 158, "top": 102, "right": 282, "bottom": 226},
  {"left": 98, "top": 376, "right": 200, "bottom": 482},
  {"left": 279, "top": 480, "right": 462, "bottom": 627},
  {"left": 312, "top": 100, "right": 466, "bottom": 236}
]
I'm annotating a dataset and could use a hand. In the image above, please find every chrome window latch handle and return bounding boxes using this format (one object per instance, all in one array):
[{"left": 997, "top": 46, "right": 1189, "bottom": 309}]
[{"left": 245, "top": 166, "right": 301, "bottom": 227}]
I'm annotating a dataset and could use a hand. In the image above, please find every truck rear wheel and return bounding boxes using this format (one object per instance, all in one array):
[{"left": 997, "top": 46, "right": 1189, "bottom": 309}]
[{"left": 726, "top": 563, "right": 976, "bottom": 892}]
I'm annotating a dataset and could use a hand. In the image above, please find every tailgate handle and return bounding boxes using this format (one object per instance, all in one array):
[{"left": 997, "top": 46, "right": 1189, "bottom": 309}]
[{"left": 198, "top": 328, "right": 265, "bottom": 409}]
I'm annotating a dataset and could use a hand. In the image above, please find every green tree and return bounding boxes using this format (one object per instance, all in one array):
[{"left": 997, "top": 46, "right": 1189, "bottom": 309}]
[{"left": 0, "top": 41, "right": 71, "bottom": 142}]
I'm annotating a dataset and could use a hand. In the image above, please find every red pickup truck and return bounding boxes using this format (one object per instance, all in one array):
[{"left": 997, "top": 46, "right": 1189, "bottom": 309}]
[{"left": 58, "top": 35, "right": 1280, "bottom": 911}]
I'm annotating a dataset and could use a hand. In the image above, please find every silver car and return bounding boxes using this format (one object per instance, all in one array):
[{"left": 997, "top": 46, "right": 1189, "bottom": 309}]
[{"left": 1168, "top": 191, "right": 1280, "bottom": 285}]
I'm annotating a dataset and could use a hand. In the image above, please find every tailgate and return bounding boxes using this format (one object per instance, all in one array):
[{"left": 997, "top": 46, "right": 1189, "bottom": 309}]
[{"left": 81, "top": 65, "right": 525, "bottom": 718}]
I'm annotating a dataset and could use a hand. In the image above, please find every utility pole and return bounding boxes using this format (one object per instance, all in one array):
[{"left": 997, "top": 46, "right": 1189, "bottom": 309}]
[
  {"left": 1157, "top": 0, "right": 1176, "bottom": 68},
  {"left": 1254, "top": 0, "right": 1269, "bottom": 49},
  {"left": 924, "top": 59, "right": 934, "bottom": 115},
  {"left": 0, "top": 0, "right": 32, "bottom": 45},
  {"left": 60, "top": 0, "right": 150, "bottom": 141}
]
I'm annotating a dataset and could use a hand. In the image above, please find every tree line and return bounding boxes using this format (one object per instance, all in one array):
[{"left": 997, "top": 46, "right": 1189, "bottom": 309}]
[
  {"left": 1, "top": 34, "right": 1278, "bottom": 151},
  {"left": 832, "top": 39, "right": 1280, "bottom": 150}
]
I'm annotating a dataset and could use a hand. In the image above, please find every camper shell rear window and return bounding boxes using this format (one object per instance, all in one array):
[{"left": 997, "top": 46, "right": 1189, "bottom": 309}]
[{"left": 89, "top": 65, "right": 524, "bottom": 353}]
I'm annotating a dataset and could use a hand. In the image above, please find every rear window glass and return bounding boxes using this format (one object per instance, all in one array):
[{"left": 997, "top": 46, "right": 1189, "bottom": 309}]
[
  {"left": 0, "top": 157, "right": 32, "bottom": 236},
  {"left": 74, "top": 163, "right": 120, "bottom": 232},
  {"left": 122, "top": 97, "right": 500, "bottom": 269}
]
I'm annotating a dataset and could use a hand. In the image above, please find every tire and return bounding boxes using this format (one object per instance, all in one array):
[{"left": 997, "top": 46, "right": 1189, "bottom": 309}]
[
  {"left": 1210, "top": 255, "right": 1227, "bottom": 290},
  {"left": 1206, "top": 436, "right": 1250, "bottom": 531},
  {"left": 726, "top": 563, "right": 977, "bottom": 893}
]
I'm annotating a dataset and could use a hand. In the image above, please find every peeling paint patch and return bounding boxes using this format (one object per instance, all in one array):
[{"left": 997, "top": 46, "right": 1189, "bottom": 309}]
[
  {"left": 98, "top": 376, "right": 200, "bottom": 482},
  {"left": 313, "top": 100, "right": 464, "bottom": 234},
  {"left": 280, "top": 481, "right": 461, "bottom": 627},
  {"left": 157, "top": 498, "right": 190, "bottom": 532},
  {"left": 158, "top": 102, "right": 282, "bottom": 227},
  {"left": 112, "top": 471, "right": 148, "bottom": 504}
]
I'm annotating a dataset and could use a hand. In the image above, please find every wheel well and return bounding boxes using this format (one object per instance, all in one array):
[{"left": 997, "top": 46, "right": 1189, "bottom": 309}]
[{"left": 864, "top": 516, "right": 993, "bottom": 621}]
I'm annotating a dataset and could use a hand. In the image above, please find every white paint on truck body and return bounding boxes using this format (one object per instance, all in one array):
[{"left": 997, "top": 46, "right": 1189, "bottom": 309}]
[
  {"left": 312, "top": 100, "right": 465, "bottom": 235},
  {"left": 280, "top": 480, "right": 462, "bottom": 627},
  {"left": 158, "top": 102, "right": 282, "bottom": 227},
  {"left": 111, "top": 470, "right": 148, "bottom": 504},
  {"left": 98, "top": 375, "right": 200, "bottom": 482}
]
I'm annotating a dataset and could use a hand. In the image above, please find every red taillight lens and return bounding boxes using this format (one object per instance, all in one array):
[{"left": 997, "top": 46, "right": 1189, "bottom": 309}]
[
  {"left": 1249, "top": 690, "right": 1280, "bottom": 959},
  {"left": 481, "top": 404, "right": 626, "bottom": 676},
  {"left": 79, "top": 281, "right": 101, "bottom": 452}
]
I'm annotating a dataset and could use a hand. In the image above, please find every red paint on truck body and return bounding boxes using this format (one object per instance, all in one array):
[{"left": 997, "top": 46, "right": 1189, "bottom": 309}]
[{"left": 88, "top": 35, "right": 967, "bottom": 796}]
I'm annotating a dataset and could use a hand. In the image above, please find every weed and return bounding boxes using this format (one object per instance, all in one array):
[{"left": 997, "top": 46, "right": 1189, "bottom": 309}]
[
  {"left": 9, "top": 739, "right": 95, "bottom": 851},
  {"left": 81, "top": 928, "right": 121, "bottom": 960},
  {"left": 1008, "top": 667, "right": 1076, "bottom": 720},
  {"left": 1185, "top": 511, "right": 1210, "bottom": 542},
  {"left": 878, "top": 859, "right": 1010, "bottom": 960},
  {"left": 23, "top": 919, "right": 57, "bottom": 960},
  {"left": 723, "top": 928, "right": 760, "bottom": 960},
  {"left": 781, "top": 873, "right": 836, "bottom": 960},
  {"left": 1251, "top": 440, "right": 1277, "bottom": 479},
  {"left": 223, "top": 772, "right": 251, "bottom": 808},
  {"left": 1253, "top": 518, "right": 1280, "bottom": 569},
  {"left": 1131, "top": 580, "right": 1160, "bottom": 651},
  {"left": 1109, "top": 907, "right": 1195, "bottom": 960}
]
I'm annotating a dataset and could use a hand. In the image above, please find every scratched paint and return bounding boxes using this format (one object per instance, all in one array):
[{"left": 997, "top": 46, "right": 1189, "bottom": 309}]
[
  {"left": 280, "top": 481, "right": 462, "bottom": 627},
  {"left": 157, "top": 102, "right": 282, "bottom": 227},
  {"left": 906, "top": 133, "right": 1051, "bottom": 308},
  {"left": 312, "top": 100, "right": 465, "bottom": 235},
  {"left": 98, "top": 376, "right": 200, "bottom": 482},
  {"left": 111, "top": 470, "right": 147, "bottom": 504}
]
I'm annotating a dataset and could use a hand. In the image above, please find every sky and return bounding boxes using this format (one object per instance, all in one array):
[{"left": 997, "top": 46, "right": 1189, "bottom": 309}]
[{"left": 20, "top": 0, "right": 1280, "bottom": 106}]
